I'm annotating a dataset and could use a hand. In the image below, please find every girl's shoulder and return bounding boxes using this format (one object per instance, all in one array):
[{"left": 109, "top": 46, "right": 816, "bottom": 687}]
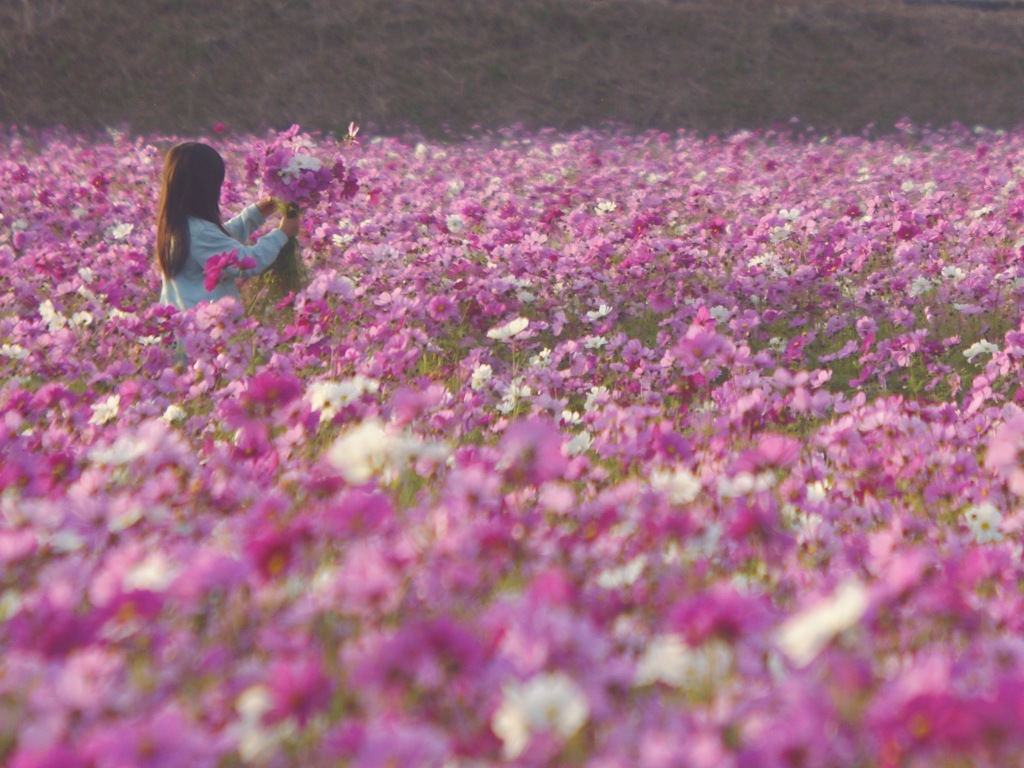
[
  {"left": 187, "top": 216, "right": 218, "bottom": 229},
  {"left": 188, "top": 216, "right": 228, "bottom": 239}
]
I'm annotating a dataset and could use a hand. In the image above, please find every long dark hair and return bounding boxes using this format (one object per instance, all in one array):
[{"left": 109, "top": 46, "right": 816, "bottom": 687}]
[{"left": 155, "top": 142, "right": 226, "bottom": 277}]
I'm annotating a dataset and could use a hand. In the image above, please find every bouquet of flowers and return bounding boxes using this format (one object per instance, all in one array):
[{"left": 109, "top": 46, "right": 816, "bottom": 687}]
[{"left": 246, "top": 124, "right": 359, "bottom": 296}]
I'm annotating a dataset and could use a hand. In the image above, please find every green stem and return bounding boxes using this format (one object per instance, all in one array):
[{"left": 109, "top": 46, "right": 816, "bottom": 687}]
[{"left": 269, "top": 202, "right": 305, "bottom": 294}]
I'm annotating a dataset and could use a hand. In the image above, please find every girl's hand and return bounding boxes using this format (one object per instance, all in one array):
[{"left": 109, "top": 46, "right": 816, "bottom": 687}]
[
  {"left": 279, "top": 211, "right": 300, "bottom": 239},
  {"left": 256, "top": 197, "right": 278, "bottom": 217}
]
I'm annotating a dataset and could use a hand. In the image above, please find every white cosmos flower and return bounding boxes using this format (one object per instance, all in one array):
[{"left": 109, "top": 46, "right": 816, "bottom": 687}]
[
  {"left": 806, "top": 480, "right": 830, "bottom": 503},
  {"left": 635, "top": 634, "right": 690, "bottom": 687},
  {"left": 280, "top": 153, "right": 321, "bottom": 182},
  {"left": 162, "top": 404, "right": 187, "bottom": 425},
  {"left": 445, "top": 213, "right": 465, "bottom": 234},
  {"left": 596, "top": 555, "right": 646, "bottom": 589},
  {"left": 124, "top": 553, "right": 179, "bottom": 592},
  {"left": 964, "top": 502, "right": 1004, "bottom": 544},
  {"left": 487, "top": 317, "right": 529, "bottom": 341},
  {"left": 941, "top": 265, "right": 965, "bottom": 280},
  {"left": 565, "top": 431, "right": 593, "bottom": 456},
  {"left": 561, "top": 410, "right": 582, "bottom": 425},
  {"left": 49, "top": 531, "right": 86, "bottom": 553},
  {"left": 635, "top": 634, "right": 733, "bottom": 689},
  {"left": 748, "top": 251, "right": 780, "bottom": 271},
  {"left": 0, "top": 590, "right": 22, "bottom": 621},
  {"left": 105, "top": 222, "right": 134, "bottom": 241},
  {"left": 325, "top": 420, "right": 445, "bottom": 483},
  {"left": 908, "top": 276, "right": 937, "bottom": 297},
  {"left": 709, "top": 305, "right": 731, "bottom": 323},
  {"left": 584, "top": 386, "right": 609, "bottom": 413},
  {"left": 595, "top": 200, "right": 617, "bottom": 214},
  {"left": 964, "top": 339, "right": 998, "bottom": 362},
  {"left": 233, "top": 685, "right": 296, "bottom": 764},
  {"left": 650, "top": 467, "right": 702, "bottom": 505},
  {"left": 325, "top": 419, "right": 395, "bottom": 484},
  {"left": 88, "top": 433, "right": 148, "bottom": 465},
  {"left": 491, "top": 672, "right": 590, "bottom": 759},
  {"left": 497, "top": 380, "right": 532, "bottom": 414},
  {"left": 776, "top": 580, "right": 869, "bottom": 667},
  {"left": 39, "top": 300, "right": 67, "bottom": 333},
  {"left": 0, "top": 344, "right": 28, "bottom": 360},
  {"left": 470, "top": 364, "right": 493, "bottom": 391},
  {"left": 71, "top": 311, "right": 94, "bottom": 328},
  {"left": 717, "top": 471, "right": 774, "bottom": 498},
  {"left": 585, "top": 303, "right": 613, "bottom": 321},
  {"left": 307, "top": 377, "right": 380, "bottom": 423},
  {"left": 584, "top": 336, "right": 607, "bottom": 350},
  {"left": 89, "top": 394, "right": 120, "bottom": 426},
  {"left": 529, "top": 348, "right": 551, "bottom": 367}
]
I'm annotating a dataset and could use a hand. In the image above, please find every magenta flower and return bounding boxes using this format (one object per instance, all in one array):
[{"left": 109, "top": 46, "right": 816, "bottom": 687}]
[
  {"left": 336, "top": 486, "right": 396, "bottom": 531},
  {"left": 81, "top": 705, "right": 220, "bottom": 768},
  {"left": 245, "top": 524, "right": 304, "bottom": 581},
  {"left": 243, "top": 370, "right": 303, "bottom": 410},
  {"left": 202, "top": 249, "right": 256, "bottom": 291},
  {"left": 497, "top": 418, "right": 568, "bottom": 485},
  {"left": 8, "top": 746, "right": 89, "bottom": 768},
  {"left": 668, "top": 583, "right": 771, "bottom": 645},
  {"left": 427, "top": 295, "right": 460, "bottom": 322},
  {"left": 984, "top": 415, "right": 1024, "bottom": 495},
  {"left": 265, "top": 657, "right": 332, "bottom": 727}
]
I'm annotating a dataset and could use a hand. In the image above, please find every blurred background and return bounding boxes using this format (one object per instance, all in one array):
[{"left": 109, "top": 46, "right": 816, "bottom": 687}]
[{"left": 3, "top": 0, "right": 1024, "bottom": 138}]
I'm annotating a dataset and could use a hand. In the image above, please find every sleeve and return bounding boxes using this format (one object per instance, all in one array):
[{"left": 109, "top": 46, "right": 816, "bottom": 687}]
[
  {"left": 223, "top": 204, "right": 268, "bottom": 244},
  {"left": 190, "top": 219, "right": 289, "bottom": 276}
]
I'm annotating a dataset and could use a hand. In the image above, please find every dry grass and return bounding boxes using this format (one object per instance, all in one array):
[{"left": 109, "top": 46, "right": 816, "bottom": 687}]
[{"left": 2, "top": 0, "right": 1024, "bottom": 137}]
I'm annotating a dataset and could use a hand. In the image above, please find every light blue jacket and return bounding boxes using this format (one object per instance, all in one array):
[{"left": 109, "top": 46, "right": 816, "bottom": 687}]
[{"left": 160, "top": 205, "right": 288, "bottom": 310}]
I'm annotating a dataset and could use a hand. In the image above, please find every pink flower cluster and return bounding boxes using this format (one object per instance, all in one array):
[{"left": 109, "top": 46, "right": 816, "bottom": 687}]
[
  {"left": 202, "top": 249, "right": 256, "bottom": 291},
  {"left": 5, "top": 121, "right": 1024, "bottom": 765},
  {"left": 247, "top": 124, "right": 358, "bottom": 208}
]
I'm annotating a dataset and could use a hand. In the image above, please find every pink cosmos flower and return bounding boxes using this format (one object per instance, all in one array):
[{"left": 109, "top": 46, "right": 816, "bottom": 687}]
[
  {"left": 8, "top": 745, "right": 89, "bottom": 768},
  {"left": 245, "top": 523, "right": 305, "bottom": 581},
  {"left": 317, "top": 489, "right": 394, "bottom": 538},
  {"left": 244, "top": 370, "right": 303, "bottom": 410},
  {"left": 497, "top": 418, "right": 568, "bottom": 485},
  {"left": 325, "top": 719, "right": 450, "bottom": 768},
  {"left": 984, "top": 415, "right": 1024, "bottom": 495},
  {"left": 668, "top": 583, "right": 771, "bottom": 645},
  {"left": 203, "top": 249, "right": 256, "bottom": 291},
  {"left": 427, "top": 295, "right": 460, "bottom": 322},
  {"left": 80, "top": 704, "right": 220, "bottom": 768},
  {"left": 265, "top": 657, "right": 332, "bottom": 727}
]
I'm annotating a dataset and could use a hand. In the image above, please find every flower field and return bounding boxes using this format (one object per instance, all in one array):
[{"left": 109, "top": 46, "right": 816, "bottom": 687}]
[{"left": 5, "top": 122, "right": 1024, "bottom": 766}]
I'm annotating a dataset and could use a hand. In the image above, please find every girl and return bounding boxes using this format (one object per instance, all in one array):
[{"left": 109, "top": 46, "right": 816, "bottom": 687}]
[{"left": 155, "top": 141, "right": 300, "bottom": 310}]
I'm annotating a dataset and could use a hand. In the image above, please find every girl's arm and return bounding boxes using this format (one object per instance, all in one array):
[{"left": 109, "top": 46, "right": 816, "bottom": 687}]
[
  {"left": 223, "top": 203, "right": 272, "bottom": 244},
  {"left": 192, "top": 218, "right": 288, "bottom": 275}
]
